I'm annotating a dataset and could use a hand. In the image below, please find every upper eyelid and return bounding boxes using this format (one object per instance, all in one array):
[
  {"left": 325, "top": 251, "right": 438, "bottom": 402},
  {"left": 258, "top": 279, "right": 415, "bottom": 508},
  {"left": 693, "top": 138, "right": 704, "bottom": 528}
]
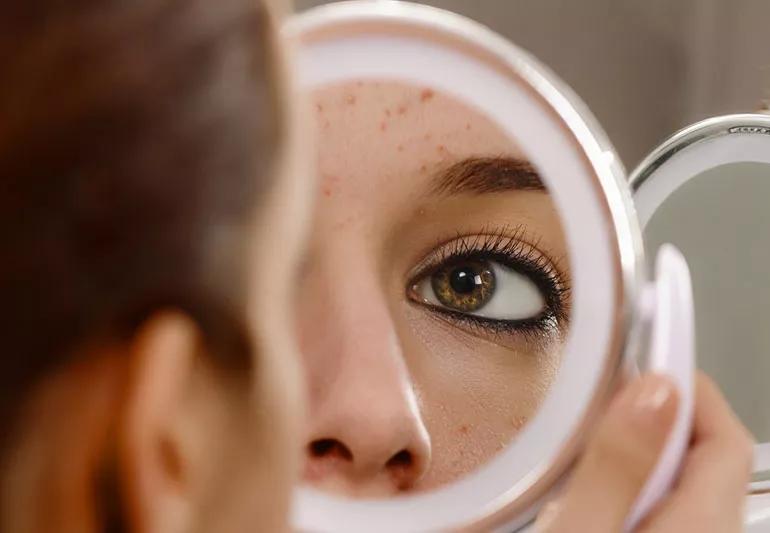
[{"left": 406, "top": 228, "right": 566, "bottom": 285}]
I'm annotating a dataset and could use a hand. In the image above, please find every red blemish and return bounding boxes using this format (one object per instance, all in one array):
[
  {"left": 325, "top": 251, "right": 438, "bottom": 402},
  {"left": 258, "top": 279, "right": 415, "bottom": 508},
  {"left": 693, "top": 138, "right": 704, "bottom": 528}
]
[
  {"left": 323, "top": 119, "right": 331, "bottom": 129},
  {"left": 346, "top": 94, "right": 357, "bottom": 105},
  {"left": 420, "top": 88, "right": 435, "bottom": 102},
  {"left": 423, "top": 133, "right": 432, "bottom": 141},
  {"left": 436, "top": 144, "right": 446, "bottom": 153},
  {"left": 459, "top": 425, "right": 469, "bottom": 435},
  {"left": 322, "top": 187, "right": 332, "bottom": 197},
  {"left": 465, "top": 123, "right": 471, "bottom": 130},
  {"left": 397, "top": 105, "right": 408, "bottom": 115},
  {"left": 397, "top": 144, "right": 404, "bottom": 152},
  {"left": 380, "top": 121, "right": 387, "bottom": 132}
]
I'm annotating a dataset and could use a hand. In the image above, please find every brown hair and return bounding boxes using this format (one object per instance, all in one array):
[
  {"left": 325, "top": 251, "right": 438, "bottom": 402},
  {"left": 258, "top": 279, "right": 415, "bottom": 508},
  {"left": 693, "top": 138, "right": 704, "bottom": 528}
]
[{"left": 0, "top": 0, "right": 283, "bottom": 444}]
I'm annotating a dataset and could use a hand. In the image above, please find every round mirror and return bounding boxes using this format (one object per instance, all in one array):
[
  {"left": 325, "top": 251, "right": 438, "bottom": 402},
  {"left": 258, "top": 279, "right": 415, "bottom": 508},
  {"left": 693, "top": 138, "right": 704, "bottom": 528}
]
[
  {"left": 286, "top": 2, "right": 643, "bottom": 531},
  {"left": 631, "top": 114, "right": 770, "bottom": 492}
]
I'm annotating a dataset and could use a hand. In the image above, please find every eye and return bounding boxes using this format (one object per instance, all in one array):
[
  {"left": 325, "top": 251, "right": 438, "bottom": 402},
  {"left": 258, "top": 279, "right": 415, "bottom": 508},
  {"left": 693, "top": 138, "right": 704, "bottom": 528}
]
[{"left": 411, "top": 258, "right": 546, "bottom": 321}]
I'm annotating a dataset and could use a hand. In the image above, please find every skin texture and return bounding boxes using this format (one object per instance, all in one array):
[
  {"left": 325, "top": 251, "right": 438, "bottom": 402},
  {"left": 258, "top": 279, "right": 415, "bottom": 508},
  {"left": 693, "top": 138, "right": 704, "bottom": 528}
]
[{"left": 298, "top": 80, "right": 571, "bottom": 496}]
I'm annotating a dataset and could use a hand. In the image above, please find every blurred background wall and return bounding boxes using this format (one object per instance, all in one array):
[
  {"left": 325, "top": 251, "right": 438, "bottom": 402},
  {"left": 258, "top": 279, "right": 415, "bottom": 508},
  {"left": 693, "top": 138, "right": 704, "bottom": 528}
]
[{"left": 294, "top": 0, "right": 770, "bottom": 169}]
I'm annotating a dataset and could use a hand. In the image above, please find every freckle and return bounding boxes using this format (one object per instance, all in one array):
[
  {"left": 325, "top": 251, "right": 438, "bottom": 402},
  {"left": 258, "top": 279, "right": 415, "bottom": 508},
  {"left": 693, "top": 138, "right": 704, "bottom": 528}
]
[
  {"left": 385, "top": 109, "right": 392, "bottom": 118},
  {"left": 465, "top": 123, "right": 471, "bottom": 130},
  {"left": 397, "top": 105, "right": 407, "bottom": 115},
  {"left": 436, "top": 144, "right": 446, "bottom": 153},
  {"left": 423, "top": 133, "right": 432, "bottom": 141},
  {"left": 380, "top": 121, "right": 387, "bottom": 132},
  {"left": 346, "top": 94, "right": 356, "bottom": 105},
  {"left": 459, "top": 425, "right": 469, "bottom": 435},
  {"left": 356, "top": 81, "right": 363, "bottom": 87},
  {"left": 419, "top": 164, "right": 428, "bottom": 173},
  {"left": 397, "top": 144, "right": 404, "bottom": 152},
  {"left": 420, "top": 88, "right": 435, "bottom": 102}
]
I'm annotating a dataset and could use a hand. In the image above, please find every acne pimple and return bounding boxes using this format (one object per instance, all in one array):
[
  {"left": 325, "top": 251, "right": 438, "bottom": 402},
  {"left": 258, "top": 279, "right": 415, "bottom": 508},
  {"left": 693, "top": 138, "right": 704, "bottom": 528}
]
[
  {"left": 346, "top": 94, "right": 356, "bottom": 105},
  {"left": 322, "top": 187, "right": 332, "bottom": 197},
  {"left": 458, "top": 425, "right": 470, "bottom": 435},
  {"left": 397, "top": 105, "right": 408, "bottom": 115},
  {"left": 420, "top": 88, "right": 435, "bottom": 102},
  {"left": 436, "top": 144, "right": 447, "bottom": 153},
  {"left": 380, "top": 121, "right": 387, "bottom": 132}
]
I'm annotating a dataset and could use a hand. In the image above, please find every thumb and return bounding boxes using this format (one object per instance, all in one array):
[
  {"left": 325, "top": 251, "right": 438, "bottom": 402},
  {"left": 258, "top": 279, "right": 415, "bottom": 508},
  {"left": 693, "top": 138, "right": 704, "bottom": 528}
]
[{"left": 536, "top": 374, "right": 679, "bottom": 533}]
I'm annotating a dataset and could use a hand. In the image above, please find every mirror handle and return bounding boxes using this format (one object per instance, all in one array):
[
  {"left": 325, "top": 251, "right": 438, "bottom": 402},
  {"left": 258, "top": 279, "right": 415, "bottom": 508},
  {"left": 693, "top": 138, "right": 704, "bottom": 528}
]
[{"left": 625, "top": 244, "right": 695, "bottom": 531}]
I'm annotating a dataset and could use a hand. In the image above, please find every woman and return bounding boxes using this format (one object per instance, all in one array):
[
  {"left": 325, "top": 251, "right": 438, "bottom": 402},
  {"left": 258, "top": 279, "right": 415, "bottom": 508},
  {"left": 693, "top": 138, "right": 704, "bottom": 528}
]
[{"left": 0, "top": 0, "right": 751, "bottom": 531}]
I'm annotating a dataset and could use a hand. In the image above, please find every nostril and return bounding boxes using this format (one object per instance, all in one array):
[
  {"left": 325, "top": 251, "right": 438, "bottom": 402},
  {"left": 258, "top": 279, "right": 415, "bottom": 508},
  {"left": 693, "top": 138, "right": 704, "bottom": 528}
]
[
  {"left": 386, "top": 449, "right": 413, "bottom": 469},
  {"left": 309, "top": 438, "right": 353, "bottom": 461}
]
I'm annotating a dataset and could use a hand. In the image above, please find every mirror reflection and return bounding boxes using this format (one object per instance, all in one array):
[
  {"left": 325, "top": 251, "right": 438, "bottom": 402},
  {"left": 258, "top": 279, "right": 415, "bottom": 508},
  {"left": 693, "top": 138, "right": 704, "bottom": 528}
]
[
  {"left": 299, "top": 80, "right": 571, "bottom": 496},
  {"left": 644, "top": 161, "right": 770, "bottom": 442}
]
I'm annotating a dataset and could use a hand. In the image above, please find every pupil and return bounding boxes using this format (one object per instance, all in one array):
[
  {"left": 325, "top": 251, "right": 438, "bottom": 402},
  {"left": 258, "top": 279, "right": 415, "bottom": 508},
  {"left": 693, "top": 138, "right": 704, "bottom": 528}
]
[{"left": 449, "top": 267, "right": 479, "bottom": 294}]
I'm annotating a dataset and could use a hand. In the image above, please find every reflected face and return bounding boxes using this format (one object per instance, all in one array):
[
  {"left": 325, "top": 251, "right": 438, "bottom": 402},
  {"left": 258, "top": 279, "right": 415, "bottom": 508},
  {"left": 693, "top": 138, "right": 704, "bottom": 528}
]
[{"left": 298, "top": 81, "right": 570, "bottom": 496}]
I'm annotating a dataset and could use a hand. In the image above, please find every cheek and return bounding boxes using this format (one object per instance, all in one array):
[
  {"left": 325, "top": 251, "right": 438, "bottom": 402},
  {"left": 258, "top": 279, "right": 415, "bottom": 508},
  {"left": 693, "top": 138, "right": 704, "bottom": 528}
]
[{"left": 398, "top": 309, "right": 562, "bottom": 483}]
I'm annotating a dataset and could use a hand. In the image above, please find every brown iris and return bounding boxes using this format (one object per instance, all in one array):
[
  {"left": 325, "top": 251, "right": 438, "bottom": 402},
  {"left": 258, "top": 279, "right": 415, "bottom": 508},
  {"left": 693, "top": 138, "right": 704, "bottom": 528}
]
[{"left": 431, "top": 259, "right": 496, "bottom": 312}]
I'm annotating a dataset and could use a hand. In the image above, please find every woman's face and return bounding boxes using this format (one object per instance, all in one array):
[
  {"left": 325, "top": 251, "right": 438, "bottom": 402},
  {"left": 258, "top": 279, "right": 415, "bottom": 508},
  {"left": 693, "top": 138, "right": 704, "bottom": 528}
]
[{"left": 298, "top": 80, "right": 571, "bottom": 496}]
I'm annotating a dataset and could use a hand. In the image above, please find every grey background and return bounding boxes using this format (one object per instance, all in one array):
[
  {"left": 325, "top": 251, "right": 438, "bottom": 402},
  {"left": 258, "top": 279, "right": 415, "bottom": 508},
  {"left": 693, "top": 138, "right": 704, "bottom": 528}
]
[{"left": 293, "top": 1, "right": 770, "bottom": 439}]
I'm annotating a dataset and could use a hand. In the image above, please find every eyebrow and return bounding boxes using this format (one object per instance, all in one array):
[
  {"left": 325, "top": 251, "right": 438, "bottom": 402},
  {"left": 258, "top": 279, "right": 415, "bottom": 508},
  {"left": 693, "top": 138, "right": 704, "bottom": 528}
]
[{"left": 429, "top": 156, "right": 545, "bottom": 196}]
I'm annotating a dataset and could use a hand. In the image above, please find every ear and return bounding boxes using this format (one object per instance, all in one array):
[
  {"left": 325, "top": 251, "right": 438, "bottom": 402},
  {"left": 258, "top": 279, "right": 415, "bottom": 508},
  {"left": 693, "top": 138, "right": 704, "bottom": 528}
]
[{"left": 118, "top": 312, "right": 199, "bottom": 533}]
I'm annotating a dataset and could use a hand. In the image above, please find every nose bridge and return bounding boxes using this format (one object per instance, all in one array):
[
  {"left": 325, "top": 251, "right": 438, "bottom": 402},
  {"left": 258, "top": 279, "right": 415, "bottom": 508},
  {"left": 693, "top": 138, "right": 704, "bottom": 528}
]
[{"left": 301, "top": 252, "right": 431, "bottom": 491}]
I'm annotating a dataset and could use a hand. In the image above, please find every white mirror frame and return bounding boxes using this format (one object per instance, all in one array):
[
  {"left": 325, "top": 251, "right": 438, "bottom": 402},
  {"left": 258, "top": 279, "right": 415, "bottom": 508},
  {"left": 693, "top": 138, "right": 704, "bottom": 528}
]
[
  {"left": 630, "top": 113, "right": 770, "bottom": 491},
  {"left": 286, "top": 2, "right": 643, "bottom": 531}
]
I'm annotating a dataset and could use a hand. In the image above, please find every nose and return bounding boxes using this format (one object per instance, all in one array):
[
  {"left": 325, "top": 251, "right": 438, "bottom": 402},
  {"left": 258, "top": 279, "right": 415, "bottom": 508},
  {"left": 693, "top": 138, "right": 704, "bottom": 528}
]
[
  {"left": 304, "top": 359, "right": 431, "bottom": 494},
  {"left": 299, "top": 258, "right": 432, "bottom": 496}
]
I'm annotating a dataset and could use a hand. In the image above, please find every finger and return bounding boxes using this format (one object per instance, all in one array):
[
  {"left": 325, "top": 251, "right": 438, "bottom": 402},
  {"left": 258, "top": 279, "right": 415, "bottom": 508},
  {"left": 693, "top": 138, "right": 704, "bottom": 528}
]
[
  {"left": 639, "top": 373, "right": 753, "bottom": 533},
  {"left": 537, "top": 374, "right": 679, "bottom": 533}
]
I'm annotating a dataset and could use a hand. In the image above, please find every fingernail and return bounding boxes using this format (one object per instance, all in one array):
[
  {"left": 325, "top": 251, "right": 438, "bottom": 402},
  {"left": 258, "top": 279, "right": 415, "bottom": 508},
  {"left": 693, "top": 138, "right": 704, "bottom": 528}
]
[
  {"left": 630, "top": 375, "right": 678, "bottom": 429},
  {"left": 533, "top": 500, "right": 562, "bottom": 532}
]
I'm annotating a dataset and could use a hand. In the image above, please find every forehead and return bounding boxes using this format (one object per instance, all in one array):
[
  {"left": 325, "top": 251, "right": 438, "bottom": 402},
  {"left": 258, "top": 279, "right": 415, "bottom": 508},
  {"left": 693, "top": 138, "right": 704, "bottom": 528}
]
[{"left": 312, "top": 80, "right": 524, "bottom": 185}]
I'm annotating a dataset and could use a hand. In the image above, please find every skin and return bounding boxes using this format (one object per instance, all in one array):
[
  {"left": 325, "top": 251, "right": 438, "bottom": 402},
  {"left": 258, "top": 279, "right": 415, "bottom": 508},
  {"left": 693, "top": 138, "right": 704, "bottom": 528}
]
[
  {"left": 298, "top": 80, "right": 570, "bottom": 495},
  {"left": 537, "top": 373, "right": 754, "bottom": 533}
]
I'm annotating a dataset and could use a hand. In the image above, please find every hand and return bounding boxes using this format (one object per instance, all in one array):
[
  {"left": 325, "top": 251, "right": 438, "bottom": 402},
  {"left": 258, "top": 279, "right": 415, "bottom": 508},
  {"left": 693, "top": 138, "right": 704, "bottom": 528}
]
[{"left": 536, "top": 372, "right": 754, "bottom": 532}]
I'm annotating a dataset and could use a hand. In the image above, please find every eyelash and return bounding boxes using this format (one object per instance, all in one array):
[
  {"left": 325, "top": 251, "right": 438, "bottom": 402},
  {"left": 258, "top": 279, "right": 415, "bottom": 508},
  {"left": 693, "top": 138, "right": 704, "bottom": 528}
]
[{"left": 407, "top": 225, "right": 571, "bottom": 336}]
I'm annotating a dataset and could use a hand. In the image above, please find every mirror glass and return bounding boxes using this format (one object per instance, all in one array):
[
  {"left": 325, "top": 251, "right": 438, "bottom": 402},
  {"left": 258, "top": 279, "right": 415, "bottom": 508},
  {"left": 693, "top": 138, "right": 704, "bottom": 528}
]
[
  {"left": 290, "top": 5, "right": 631, "bottom": 531},
  {"left": 300, "top": 78, "right": 571, "bottom": 495},
  {"left": 644, "top": 161, "right": 770, "bottom": 442}
]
